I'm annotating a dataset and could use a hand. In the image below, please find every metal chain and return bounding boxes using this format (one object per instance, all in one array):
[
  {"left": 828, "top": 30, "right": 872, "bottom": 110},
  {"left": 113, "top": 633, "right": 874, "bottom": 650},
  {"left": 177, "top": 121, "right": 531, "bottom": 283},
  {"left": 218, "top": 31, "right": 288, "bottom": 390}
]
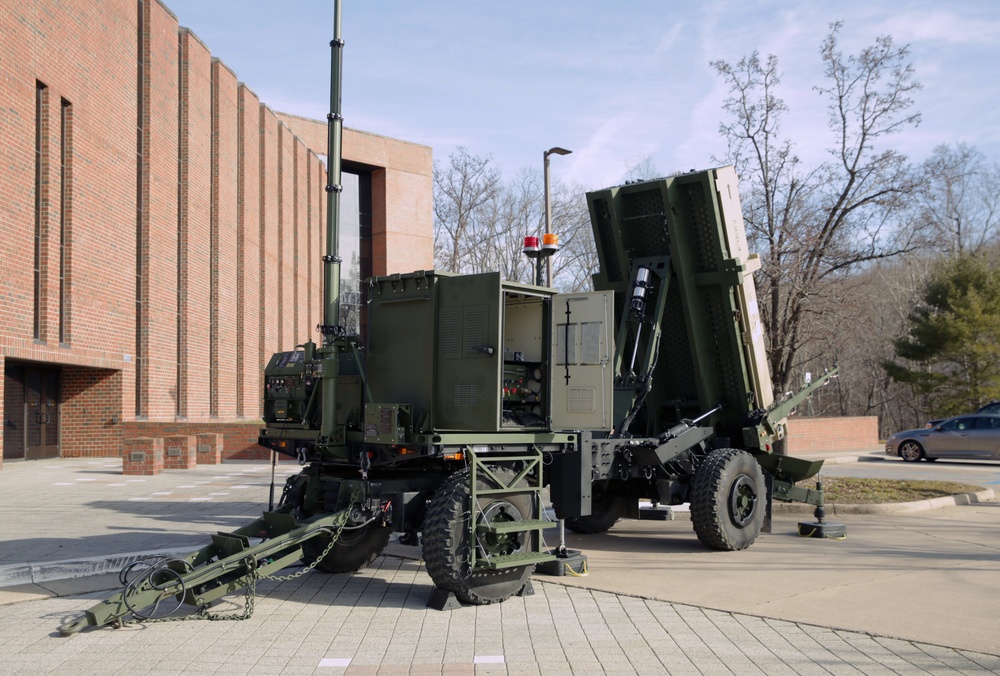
[
  {"left": 127, "top": 555, "right": 260, "bottom": 626},
  {"left": 128, "top": 510, "right": 352, "bottom": 626},
  {"left": 261, "top": 520, "right": 345, "bottom": 583},
  {"left": 196, "top": 556, "right": 259, "bottom": 622}
]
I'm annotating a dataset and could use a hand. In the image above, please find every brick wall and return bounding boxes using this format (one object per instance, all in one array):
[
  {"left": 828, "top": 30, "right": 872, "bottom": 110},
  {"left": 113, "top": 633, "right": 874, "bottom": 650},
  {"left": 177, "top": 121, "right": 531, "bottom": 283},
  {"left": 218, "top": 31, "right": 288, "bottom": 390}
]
[
  {"left": 1, "top": 1, "right": 136, "bottom": 365},
  {"left": 123, "top": 437, "right": 164, "bottom": 475},
  {"left": 163, "top": 435, "right": 196, "bottom": 469},
  {"left": 785, "top": 416, "right": 880, "bottom": 454},
  {"left": 278, "top": 123, "right": 294, "bottom": 349},
  {"left": 123, "top": 420, "right": 268, "bottom": 460},
  {"left": 274, "top": 114, "right": 434, "bottom": 277},
  {"left": 61, "top": 367, "right": 124, "bottom": 459},
  {"left": 1, "top": 0, "right": 433, "bottom": 469},
  {"left": 294, "top": 141, "right": 310, "bottom": 343},
  {"left": 144, "top": 0, "right": 180, "bottom": 419},
  {"left": 196, "top": 432, "right": 222, "bottom": 464},
  {"left": 237, "top": 84, "right": 262, "bottom": 419},
  {"left": 259, "top": 106, "right": 280, "bottom": 373},
  {"left": 212, "top": 59, "right": 239, "bottom": 419},
  {"left": 178, "top": 28, "right": 213, "bottom": 419}
]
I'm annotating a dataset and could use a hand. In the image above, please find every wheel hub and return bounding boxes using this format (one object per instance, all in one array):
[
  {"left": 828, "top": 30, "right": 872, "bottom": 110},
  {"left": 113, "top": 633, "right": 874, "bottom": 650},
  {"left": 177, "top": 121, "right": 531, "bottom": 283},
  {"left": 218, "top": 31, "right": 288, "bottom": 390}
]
[
  {"left": 728, "top": 474, "right": 757, "bottom": 528},
  {"left": 476, "top": 500, "right": 523, "bottom": 559}
]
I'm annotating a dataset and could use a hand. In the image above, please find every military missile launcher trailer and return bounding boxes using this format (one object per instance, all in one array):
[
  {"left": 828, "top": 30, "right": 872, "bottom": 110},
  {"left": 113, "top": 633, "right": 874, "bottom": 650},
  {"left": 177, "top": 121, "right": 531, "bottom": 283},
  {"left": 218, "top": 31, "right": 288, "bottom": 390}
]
[
  {"left": 59, "top": 2, "right": 839, "bottom": 635},
  {"left": 258, "top": 166, "right": 838, "bottom": 563}
]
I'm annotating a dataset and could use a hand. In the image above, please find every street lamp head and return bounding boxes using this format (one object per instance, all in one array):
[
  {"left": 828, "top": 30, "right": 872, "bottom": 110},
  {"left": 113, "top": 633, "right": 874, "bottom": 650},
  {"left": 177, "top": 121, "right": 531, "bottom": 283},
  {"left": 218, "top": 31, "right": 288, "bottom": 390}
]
[{"left": 541, "top": 147, "right": 571, "bottom": 287}]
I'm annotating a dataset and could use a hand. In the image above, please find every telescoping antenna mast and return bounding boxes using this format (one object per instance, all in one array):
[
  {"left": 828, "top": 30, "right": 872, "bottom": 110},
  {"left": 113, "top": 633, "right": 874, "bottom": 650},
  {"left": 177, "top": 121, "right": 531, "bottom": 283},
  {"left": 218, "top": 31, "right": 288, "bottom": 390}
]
[
  {"left": 322, "top": 0, "right": 344, "bottom": 338},
  {"left": 317, "top": 0, "right": 347, "bottom": 453}
]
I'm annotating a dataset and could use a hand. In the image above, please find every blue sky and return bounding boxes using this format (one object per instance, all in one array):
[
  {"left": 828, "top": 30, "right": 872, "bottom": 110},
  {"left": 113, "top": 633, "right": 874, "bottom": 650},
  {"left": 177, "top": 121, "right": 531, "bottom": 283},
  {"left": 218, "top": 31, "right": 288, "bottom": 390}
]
[{"left": 162, "top": 0, "right": 1000, "bottom": 189}]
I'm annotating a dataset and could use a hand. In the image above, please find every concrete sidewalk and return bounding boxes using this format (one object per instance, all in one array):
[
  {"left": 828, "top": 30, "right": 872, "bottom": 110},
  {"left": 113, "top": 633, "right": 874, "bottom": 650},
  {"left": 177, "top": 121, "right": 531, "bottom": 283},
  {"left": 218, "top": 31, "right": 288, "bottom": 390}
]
[
  {"left": 0, "top": 457, "right": 298, "bottom": 586},
  {"left": 1, "top": 455, "right": 998, "bottom": 673}
]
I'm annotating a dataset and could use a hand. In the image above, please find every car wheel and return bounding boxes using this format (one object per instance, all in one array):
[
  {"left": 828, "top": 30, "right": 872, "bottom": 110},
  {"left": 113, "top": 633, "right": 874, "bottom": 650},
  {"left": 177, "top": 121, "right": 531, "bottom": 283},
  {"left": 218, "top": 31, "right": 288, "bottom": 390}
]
[{"left": 899, "top": 440, "right": 925, "bottom": 462}]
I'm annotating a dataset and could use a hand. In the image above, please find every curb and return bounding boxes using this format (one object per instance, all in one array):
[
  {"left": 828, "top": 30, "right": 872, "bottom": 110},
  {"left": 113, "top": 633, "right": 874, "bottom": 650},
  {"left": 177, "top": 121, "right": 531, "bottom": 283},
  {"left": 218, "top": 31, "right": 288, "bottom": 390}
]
[
  {"left": 0, "top": 548, "right": 194, "bottom": 589},
  {"left": 813, "top": 455, "right": 860, "bottom": 464},
  {"left": 772, "top": 488, "right": 995, "bottom": 515},
  {"left": 795, "top": 453, "right": 888, "bottom": 464}
]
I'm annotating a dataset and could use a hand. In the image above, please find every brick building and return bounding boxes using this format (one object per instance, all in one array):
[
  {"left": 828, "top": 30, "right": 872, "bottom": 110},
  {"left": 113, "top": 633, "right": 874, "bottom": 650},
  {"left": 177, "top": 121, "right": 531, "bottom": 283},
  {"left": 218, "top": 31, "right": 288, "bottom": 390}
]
[{"left": 0, "top": 0, "right": 433, "bottom": 469}]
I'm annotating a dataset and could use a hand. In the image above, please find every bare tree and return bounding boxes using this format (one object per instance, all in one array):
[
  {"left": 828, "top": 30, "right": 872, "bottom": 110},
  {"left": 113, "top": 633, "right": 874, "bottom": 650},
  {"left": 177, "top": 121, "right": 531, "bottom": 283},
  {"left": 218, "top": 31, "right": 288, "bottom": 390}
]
[
  {"left": 915, "top": 144, "right": 1000, "bottom": 256},
  {"left": 433, "top": 147, "right": 502, "bottom": 272},
  {"left": 550, "top": 182, "right": 597, "bottom": 292},
  {"left": 433, "top": 147, "right": 599, "bottom": 291},
  {"left": 712, "top": 22, "right": 925, "bottom": 392},
  {"left": 468, "top": 169, "right": 541, "bottom": 282},
  {"left": 621, "top": 154, "right": 661, "bottom": 183},
  {"left": 801, "top": 257, "right": 933, "bottom": 435}
]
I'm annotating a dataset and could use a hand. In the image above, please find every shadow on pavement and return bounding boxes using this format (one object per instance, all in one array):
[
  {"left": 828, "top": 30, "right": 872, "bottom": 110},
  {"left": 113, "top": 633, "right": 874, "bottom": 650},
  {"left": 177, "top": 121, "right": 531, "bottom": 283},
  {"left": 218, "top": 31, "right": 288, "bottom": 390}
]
[
  {"left": 84, "top": 499, "right": 265, "bottom": 527},
  {"left": 555, "top": 512, "right": 1000, "bottom": 571},
  {"left": 1, "top": 532, "right": 220, "bottom": 566}
]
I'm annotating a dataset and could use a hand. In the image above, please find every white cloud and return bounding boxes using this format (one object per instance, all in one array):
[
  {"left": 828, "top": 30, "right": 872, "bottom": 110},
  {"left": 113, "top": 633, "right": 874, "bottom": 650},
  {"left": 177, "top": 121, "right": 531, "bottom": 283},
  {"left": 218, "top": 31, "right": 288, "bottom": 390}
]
[{"left": 875, "top": 10, "right": 1000, "bottom": 46}]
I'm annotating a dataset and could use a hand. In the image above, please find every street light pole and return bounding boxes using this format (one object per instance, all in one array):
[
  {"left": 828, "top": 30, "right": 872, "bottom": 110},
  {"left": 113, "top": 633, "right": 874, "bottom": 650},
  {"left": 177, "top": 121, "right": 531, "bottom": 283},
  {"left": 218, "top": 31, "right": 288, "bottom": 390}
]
[{"left": 543, "top": 147, "right": 572, "bottom": 287}]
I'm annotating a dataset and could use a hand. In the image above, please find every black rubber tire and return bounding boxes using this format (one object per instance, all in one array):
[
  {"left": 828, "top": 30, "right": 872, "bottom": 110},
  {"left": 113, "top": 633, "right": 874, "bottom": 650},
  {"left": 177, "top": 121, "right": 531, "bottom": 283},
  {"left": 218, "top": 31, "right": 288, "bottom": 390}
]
[
  {"left": 422, "top": 467, "right": 534, "bottom": 605},
  {"left": 302, "top": 522, "right": 391, "bottom": 574},
  {"left": 899, "top": 440, "right": 925, "bottom": 462},
  {"left": 563, "top": 483, "right": 626, "bottom": 534},
  {"left": 690, "top": 448, "right": 766, "bottom": 551}
]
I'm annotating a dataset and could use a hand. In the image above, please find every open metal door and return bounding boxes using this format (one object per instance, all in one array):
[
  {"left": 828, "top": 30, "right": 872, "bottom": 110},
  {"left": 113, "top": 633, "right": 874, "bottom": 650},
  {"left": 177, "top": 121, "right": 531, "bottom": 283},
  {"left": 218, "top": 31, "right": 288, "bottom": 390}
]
[
  {"left": 435, "top": 272, "right": 502, "bottom": 430},
  {"left": 550, "top": 291, "right": 614, "bottom": 431}
]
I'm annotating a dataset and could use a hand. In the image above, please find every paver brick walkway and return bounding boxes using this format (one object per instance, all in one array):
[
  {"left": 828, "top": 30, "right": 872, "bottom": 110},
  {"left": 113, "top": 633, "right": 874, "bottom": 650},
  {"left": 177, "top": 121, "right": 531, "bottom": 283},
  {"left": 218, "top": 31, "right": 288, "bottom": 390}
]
[{"left": 3, "top": 556, "right": 998, "bottom": 674}]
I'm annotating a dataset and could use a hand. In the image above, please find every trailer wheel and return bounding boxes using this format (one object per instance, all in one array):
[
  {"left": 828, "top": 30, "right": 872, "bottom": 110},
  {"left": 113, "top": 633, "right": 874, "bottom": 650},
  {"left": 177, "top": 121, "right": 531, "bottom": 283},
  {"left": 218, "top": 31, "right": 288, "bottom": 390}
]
[
  {"left": 422, "top": 467, "right": 534, "bottom": 605},
  {"left": 563, "top": 483, "right": 626, "bottom": 534},
  {"left": 302, "top": 522, "right": 391, "bottom": 574},
  {"left": 690, "top": 448, "right": 765, "bottom": 551}
]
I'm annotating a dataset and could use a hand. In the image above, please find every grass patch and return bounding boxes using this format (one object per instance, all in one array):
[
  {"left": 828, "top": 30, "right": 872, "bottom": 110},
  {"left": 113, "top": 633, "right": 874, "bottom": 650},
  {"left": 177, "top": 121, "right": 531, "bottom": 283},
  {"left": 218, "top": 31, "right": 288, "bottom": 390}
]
[{"left": 802, "top": 477, "right": 984, "bottom": 504}]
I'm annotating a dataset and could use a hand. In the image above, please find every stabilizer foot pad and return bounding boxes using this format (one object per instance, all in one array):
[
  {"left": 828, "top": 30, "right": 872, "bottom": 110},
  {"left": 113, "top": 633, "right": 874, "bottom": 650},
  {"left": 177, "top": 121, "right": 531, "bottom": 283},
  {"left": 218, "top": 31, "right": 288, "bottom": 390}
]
[
  {"left": 517, "top": 580, "right": 535, "bottom": 596},
  {"left": 536, "top": 550, "right": 588, "bottom": 576},
  {"left": 639, "top": 507, "right": 674, "bottom": 521},
  {"left": 798, "top": 521, "right": 847, "bottom": 539},
  {"left": 427, "top": 588, "right": 462, "bottom": 611}
]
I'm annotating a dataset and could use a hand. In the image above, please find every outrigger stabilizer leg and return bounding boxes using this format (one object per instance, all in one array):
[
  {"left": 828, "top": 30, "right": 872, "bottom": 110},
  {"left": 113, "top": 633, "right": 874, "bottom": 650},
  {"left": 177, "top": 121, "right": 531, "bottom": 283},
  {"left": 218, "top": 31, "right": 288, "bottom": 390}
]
[
  {"left": 59, "top": 504, "right": 355, "bottom": 635},
  {"left": 797, "top": 480, "right": 847, "bottom": 539}
]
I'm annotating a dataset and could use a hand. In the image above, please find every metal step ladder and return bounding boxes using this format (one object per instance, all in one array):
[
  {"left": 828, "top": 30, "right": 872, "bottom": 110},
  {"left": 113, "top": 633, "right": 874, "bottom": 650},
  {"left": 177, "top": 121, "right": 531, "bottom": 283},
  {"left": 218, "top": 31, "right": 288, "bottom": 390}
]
[{"left": 467, "top": 447, "right": 558, "bottom": 571}]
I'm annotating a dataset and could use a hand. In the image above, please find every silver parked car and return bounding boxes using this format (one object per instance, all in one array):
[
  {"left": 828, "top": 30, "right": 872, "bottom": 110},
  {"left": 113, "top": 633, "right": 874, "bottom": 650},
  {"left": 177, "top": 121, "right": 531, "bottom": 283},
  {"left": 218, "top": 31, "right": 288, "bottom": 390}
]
[
  {"left": 926, "top": 402, "right": 1000, "bottom": 428},
  {"left": 886, "top": 414, "right": 1000, "bottom": 462}
]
